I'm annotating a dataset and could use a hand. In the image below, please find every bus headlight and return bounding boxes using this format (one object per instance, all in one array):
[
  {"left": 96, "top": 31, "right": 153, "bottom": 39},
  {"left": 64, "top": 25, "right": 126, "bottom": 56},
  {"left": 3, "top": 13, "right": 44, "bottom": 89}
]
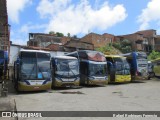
[
  {"left": 75, "top": 77, "right": 80, "bottom": 81},
  {"left": 105, "top": 76, "right": 108, "bottom": 80},
  {"left": 88, "top": 76, "right": 95, "bottom": 80}
]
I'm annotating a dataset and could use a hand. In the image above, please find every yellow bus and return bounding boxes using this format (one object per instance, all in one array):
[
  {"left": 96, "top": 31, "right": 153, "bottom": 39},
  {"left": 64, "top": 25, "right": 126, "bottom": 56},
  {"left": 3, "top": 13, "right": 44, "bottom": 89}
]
[{"left": 105, "top": 55, "right": 131, "bottom": 83}]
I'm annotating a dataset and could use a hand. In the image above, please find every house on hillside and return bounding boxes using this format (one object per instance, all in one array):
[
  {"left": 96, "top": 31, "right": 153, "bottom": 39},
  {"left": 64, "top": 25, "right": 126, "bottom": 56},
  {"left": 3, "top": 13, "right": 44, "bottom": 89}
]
[
  {"left": 116, "top": 29, "right": 157, "bottom": 53},
  {"left": 81, "top": 33, "right": 115, "bottom": 49},
  {"left": 27, "top": 33, "right": 94, "bottom": 52}
]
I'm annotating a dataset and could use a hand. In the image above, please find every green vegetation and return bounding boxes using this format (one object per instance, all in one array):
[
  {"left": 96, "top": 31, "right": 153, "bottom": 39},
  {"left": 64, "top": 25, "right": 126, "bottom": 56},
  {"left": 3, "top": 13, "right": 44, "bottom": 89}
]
[
  {"left": 112, "top": 39, "right": 132, "bottom": 53},
  {"left": 148, "top": 50, "right": 160, "bottom": 60},
  {"left": 96, "top": 43, "right": 121, "bottom": 55},
  {"left": 49, "top": 31, "right": 55, "bottom": 35},
  {"left": 56, "top": 32, "right": 64, "bottom": 37},
  {"left": 148, "top": 51, "right": 160, "bottom": 74},
  {"left": 67, "top": 33, "right": 71, "bottom": 37},
  {"left": 49, "top": 31, "right": 64, "bottom": 37},
  {"left": 96, "top": 39, "right": 132, "bottom": 54},
  {"left": 154, "top": 66, "right": 160, "bottom": 75}
]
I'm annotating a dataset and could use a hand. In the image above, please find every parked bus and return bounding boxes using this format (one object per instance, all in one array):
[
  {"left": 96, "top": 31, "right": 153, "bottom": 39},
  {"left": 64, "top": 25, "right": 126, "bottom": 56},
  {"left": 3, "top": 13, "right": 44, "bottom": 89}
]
[
  {"left": 0, "top": 50, "right": 9, "bottom": 82},
  {"left": 105, "top": 55, "right": 131, "bottom": 83},
  {"left": 66, "top": 50, "right": 108, "bottom": 85},
  {"left": 51, "top": 56, "right": 80, "bottom": 87},
  {"left": 13, "top": 49, "right": 52, "bottom": 92},
  {"left": 120, "top": 52, "right": 148, "bottom": 81}
]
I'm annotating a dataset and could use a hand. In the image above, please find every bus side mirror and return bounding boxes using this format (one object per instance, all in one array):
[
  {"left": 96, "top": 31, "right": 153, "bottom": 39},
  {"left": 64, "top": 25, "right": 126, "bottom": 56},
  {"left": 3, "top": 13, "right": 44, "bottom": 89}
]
[{"left": 16, "top": 58, "right": 22, "bottom": 65}]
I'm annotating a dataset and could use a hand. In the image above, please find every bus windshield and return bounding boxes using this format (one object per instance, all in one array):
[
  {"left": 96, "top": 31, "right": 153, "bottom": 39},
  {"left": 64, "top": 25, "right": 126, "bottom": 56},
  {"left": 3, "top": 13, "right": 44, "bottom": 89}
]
[
  {"left": 114, "top": 58, "right": 130, "bottom": 75},
  {"left": 89, "top": 62, "right": 107, "bottom": 76},
  {"left": 37, "top": 52, "right": 51, "bottom": 79},
  {"left": 21, "top": 52, "right": 50, "bottom": 80},
  {"left": 55, "top": 59, "right": 79, "bottom": 77}
]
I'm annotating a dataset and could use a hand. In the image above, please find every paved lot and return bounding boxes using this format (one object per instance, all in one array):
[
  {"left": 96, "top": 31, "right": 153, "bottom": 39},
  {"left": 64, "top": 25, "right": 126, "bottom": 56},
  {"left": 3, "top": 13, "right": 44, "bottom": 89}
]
[{"left": 1, "top": 78, "right": 160, "bottom": 120}]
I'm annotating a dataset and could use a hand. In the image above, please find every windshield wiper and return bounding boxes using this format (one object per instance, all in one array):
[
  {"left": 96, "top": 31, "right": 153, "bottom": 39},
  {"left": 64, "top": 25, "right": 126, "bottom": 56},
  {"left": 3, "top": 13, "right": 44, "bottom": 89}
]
[
  {"left": 68, "top": 64, "right": 77, "bottom": 77},
  {"left": 27, "top": 63, "right": 36, "bottom": 80},
  {"left": 37, "top": 64, "right": 45, "bottom": 79}
]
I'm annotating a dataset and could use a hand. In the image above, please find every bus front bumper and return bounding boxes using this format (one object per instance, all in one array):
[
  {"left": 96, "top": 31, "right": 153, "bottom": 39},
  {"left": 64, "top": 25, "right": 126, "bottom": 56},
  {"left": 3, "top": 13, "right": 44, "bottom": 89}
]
[
  {"left": 87, "top": 77, "right": 108, "bottom": 85},
  {"left": 54, "top": 80, "right": 80, "bottom": 87},
  {"left": 114, "top": 75, "right": 131, "bottom": 83},
  {"left": 18, "top": 82, "right": 52, "bottom": 91}
]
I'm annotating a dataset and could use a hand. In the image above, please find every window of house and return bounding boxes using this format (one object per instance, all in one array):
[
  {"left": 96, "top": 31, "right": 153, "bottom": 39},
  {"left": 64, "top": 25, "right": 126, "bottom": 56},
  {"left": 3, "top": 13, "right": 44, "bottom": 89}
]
[{"left": 29, "top": 34, "right": 34, "bottom": 39}]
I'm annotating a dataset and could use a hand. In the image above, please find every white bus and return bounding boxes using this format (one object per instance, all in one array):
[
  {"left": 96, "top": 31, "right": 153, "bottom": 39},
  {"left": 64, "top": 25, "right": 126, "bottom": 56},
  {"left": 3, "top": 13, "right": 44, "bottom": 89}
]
[
  {"left": 51, "top": 56, "right": 80, "bottom": 87},
  {"left": 13, "top": 49, "right": 52, "bottom": 92}
]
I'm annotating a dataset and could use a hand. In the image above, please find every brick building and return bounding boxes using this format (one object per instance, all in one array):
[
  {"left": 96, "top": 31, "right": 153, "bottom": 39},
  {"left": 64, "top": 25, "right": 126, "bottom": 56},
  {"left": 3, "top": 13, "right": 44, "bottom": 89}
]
[
  {"left": 136, "top": 29, "right": 157, "bottom": 52},
  {"left": 0, "top": 0, "right": 10, "bottom": 51},
  {"left": 155, "top": 35, "right": 160, "bottom": 51},
  {"left": 27, "top": 33, "right": 70, "bottom": 48},
  {"left": 64, "top": 39, "right": 94, "bottom": 52},
  {"left": 27, "top": 33, "right": 94, "bottom": 52},
  {"left": 27, "top": 30, "right": 159, "bottom": 53},
  {"left": 116, "top": 29, "right": 157, "bottom": 53},
  {"left": 81, "top": 33, "right": 115, "bottom": 49}
]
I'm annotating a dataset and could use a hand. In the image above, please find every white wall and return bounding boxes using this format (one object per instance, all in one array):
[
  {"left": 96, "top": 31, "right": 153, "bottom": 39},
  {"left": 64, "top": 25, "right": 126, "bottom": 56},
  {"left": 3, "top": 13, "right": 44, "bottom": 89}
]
[
  {"left": 9, "top": 45, "right": 20, "bottom": 66},
  {"left": 9, "top": 45, "right": 69, "bottom": 66}
]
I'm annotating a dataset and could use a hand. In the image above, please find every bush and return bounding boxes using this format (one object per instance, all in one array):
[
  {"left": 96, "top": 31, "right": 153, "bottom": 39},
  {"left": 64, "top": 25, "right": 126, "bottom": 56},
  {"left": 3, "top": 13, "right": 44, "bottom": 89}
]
[
  {"left": 154, "top": 66, "right": 160, "bottom": 75},
  {"left": 112, "top": 39, "right": 132, "bottom": 53},
  {"left": 96, "top": 44, "right": 113, "bottom": 53},
  {"left": 112, "top": 42, "right": 121, "bottom": 50},
  {"left": 148, "top": 50, "right": 160, "bottom": 60}
]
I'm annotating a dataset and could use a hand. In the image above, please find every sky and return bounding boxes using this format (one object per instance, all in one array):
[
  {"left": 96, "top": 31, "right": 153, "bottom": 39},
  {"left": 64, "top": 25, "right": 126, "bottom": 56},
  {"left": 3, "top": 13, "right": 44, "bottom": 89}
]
[{"left": 6, "top": 0, "right": 160, "bottom": 45}]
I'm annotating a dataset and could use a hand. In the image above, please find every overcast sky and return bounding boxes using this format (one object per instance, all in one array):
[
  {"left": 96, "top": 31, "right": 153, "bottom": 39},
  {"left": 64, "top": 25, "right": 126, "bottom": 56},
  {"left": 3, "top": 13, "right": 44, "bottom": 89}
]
[{"left": 7, "top": 0, "right": 160, "bottom": 45}]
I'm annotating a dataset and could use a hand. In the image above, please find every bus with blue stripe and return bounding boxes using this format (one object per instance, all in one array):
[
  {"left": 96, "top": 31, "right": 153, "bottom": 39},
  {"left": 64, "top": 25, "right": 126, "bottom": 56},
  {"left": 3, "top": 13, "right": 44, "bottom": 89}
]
[
  {"left": 66, "top": 50, "right": 108, "bottom": 86},
  {"left": 0, "top": 50, "right": 9, "bottom": 82},
  {"left": 120, "top": 52, "right": 148, "bottom": 81},
  {"left": 51, "top": 56, "right": 80, "bottom": 87},
  {"left": 105, "top": 55, "right": 131, "bottom": 83},
  {"left": 13, "top": 49, "right": 52, "bottom": 92}
]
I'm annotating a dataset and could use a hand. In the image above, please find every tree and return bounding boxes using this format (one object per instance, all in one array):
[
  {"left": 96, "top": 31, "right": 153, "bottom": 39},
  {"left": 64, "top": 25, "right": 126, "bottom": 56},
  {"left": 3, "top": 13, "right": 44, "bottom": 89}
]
[
  {"left": 112, "top": 39, "right": 132, "bottom": 53},
  {"left": 96, "top": 44, "right": 113, "bottom": 54},
  {"left": 67, "top": 33, "right": 71, "bottom": 37},
  {"left": 56, "top": 32, "right": 64, "bottom": 37},
  {"left": 49, "top": 31, "right": 55, "bottom": 35},
  {"left": 148, "top": 50, "right": 160, "bottom": 60}
]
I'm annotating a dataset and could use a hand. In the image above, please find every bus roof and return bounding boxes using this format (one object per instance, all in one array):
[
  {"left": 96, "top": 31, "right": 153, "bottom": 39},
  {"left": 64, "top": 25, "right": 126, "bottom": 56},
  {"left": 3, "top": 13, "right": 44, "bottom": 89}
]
[
  {"left": 66, "top": 50, "right": 106, "bottom": 62},
  {"left": 119, "top": 52, "right": 147, "bottom": 58},
  {"left": 20, "top": 49, "right": 50, "bottom": 54},
  {"left": 105, "top": 55, "right": 126, "bottom": 58},
  {"left": 53, "top": 56, "right": 77, "bottom": 60}
]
